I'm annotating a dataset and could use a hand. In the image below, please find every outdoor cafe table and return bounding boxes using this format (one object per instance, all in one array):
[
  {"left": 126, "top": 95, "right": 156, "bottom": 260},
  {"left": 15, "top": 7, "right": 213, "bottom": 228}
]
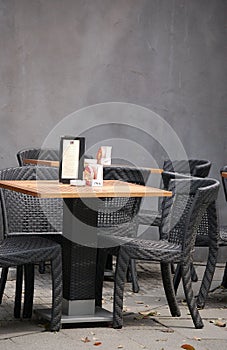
[
  {"left": 0, "top": 179, "right": 171, "bottom": 324},
  {"left": 22, "top": 158, "right": 163, "bottom": 174}
]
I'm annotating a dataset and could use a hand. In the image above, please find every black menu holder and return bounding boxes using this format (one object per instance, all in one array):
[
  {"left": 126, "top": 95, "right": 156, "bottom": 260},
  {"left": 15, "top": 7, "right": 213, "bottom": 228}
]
[{"left": 59, "top": 136, "right": 85, "bottom": 184}]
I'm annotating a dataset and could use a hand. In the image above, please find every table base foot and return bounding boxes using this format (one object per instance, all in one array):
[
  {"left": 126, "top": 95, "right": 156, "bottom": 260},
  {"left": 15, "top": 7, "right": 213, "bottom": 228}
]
[{"left": 35, "top": 306, "right": 113, "bottom": 324}]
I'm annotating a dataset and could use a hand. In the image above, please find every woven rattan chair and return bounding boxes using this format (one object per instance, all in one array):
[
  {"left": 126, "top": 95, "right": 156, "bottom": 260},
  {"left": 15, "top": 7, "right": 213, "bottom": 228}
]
[
  {"left": 0, "top": 166, "right": 63, "bottom": 329},
  {"left": 17, "top": 147, "right": 93, "bottom": 167},
  {"left": 160, "top": 172, "right": 219, "bottom": 309},
  {"left": 137, "top": 159, "right": 211, "bottom": 292},
  {"left": 0, "top": 236, "right": 62, "bottom": 331},
  {"left": 96, "top": 176, "right": 220, "bottom": 329},
  {"left": 220, "top": 166, "right": 227, "bottom": 201},
  {"left": 103, "top": 166, "right": 150, "bottom": 291},
  {"left": 215, "top": 167, "right": 227, "bottom": 289},
  {"left": 138, "top": 159, "right": 211, "bottom": 226},
  {"left": 17, "top": 148, "right": 59, "bottom": 166}
]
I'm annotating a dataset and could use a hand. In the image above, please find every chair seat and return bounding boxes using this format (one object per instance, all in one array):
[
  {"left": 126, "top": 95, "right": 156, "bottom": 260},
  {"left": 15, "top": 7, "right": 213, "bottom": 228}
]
[
  {"left": 0, "top": 236, "right": 60, "bottom": 266},
  {"left": 99, "top": 235, "right": 182, "bottom": 262}
]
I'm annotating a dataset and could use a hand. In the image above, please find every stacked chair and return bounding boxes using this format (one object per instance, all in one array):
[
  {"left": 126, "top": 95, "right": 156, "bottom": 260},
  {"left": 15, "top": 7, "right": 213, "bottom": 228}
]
[
  {"left": 96, "top": 174, "right": 220, "bottom": 329},
  {"left": 0, "top": 166, "right": 63, "bottom": 331}
]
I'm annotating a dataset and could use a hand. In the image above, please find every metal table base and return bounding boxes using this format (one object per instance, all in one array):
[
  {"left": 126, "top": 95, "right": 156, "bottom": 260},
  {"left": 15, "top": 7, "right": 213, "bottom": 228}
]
[{"left": 35, "top": 306, "right": 113, "bottom": 324}]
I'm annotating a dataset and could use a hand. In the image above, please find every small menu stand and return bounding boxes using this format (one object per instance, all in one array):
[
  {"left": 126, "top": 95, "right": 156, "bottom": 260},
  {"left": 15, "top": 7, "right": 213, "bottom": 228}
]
[{"left": 59, "top": 136, "right": 85, "bottom": 185}]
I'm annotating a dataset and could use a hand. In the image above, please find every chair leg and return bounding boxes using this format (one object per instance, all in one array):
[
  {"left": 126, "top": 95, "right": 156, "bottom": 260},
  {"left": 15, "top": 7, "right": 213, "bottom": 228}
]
[
  {"left": 113, "top": 250, "right": 130, "bottom": 329},
  {"left": 190, "top": 263, "right": 198, "bottom": 282},
  {"left": 126, "top": 265, "right": 132, "bottom": 282},
  {"left": 196, "top": 244, "right": 218, "bottom": 308},
  {"left": 0, "top": 267, "right": 8, "bottom": 304},
  {"left": 14, "top": 266, "right": 23, "bottom": 318},
  {"left": 171, "top": 263, "right": 175, "bottom": 274},
  {"left": 173, "top": 263, "right": 182, "bottom": 293},
  {"left": 181, "top": 263, "right": 203, "bottom": 329},
  {"left": 161, "top": 263, "right": 181, "bottom": 317},
  {"left": 221, "top": 262, "right": 227, "bottom": 288},
  {"left": 174, "top": 262, "right": 198, "bottom": 294},
  {"left": 95, "top": 248, "right": 108, "bottom": 307},
  {"left": 50, "top": 249, "right": 62, "bottom": 332},
  {"left": 38, "top": 262, "right": 46, "bottom": 274},
  {"left": 105, "top": 254, "right": 113, "bottom": 271},
  {"left": 129, "top": 259, "right": 139, "bottom": 293},
  {"left": 23, "top": 264, "right": 35, "bottom": 318}
]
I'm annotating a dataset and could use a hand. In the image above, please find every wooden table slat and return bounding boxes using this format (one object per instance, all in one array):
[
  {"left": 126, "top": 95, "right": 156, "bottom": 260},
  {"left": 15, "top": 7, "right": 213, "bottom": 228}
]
[{"left": 0, "top": 180, "right": 171, "bottom": 199}]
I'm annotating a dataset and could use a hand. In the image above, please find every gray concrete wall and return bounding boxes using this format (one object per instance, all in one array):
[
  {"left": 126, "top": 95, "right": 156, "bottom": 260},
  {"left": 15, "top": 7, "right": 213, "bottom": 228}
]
[{"left": 0, "top": 0, "right": 227, "bottom": 230}]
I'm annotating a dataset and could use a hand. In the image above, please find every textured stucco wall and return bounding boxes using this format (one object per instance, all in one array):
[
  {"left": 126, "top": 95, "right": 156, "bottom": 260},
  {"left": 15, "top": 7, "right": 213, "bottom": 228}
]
[{"left": 0, "top": 0, "right": 227, "bottom": 232}]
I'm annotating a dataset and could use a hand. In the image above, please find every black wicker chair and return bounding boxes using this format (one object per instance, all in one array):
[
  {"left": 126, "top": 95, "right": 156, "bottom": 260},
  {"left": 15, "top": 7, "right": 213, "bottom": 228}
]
[
  {"left": 96, "top": 176, "right": 220, "bottom": 329},
  {"left": 216, "top": 167, "right": 227, "bottom": 289},
  {"left": 17, "top": 147, "right": 93, "bottom": 167},
  {"left": 220, "top": 166, "right": 227, "bottom": 202},
  {"left": 138, "top": 159, "right": 211, "bottom": 227},
  {"left": 0, "top": 166, "right": 63, "bottom": 330},
  {"left": 0, "top": 236, "right": 62, "bottom": 331},
  {"left": 103, "top": 166, "right": 150, "bottom": 291},
  {"left": 159, "top": 172, "right": 219, "bottom": 309},
  {"left": 17, "top": 148, "right": 60, "bottom": 166}
]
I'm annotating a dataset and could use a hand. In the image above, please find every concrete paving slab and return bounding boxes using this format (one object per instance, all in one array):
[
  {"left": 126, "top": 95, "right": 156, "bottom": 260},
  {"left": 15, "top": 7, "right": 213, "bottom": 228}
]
[{"left": 0, "top": 262, "right": 227, "bottom": 350}]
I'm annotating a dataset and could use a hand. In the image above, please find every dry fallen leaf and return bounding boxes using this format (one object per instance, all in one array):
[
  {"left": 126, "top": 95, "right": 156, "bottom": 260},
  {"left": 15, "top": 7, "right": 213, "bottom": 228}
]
[
  {"left": 139, "top": 310, "right": 158, "bottom": 317},
  {"left": 181, "top": 344, "right": 195, "bottom": 350},
  {"left": 81, "top": 337, "right": 91, "bottom": 343},
  {"left": 160, "top": 328, "right": 174, "bottom": 333},
  {"left": 210, "top": 319, "right": 226, "bottom": 327},
  {"left": 193, "top": 336, "right": 201, "bottom": 341},
  {"left": 136, "top": 301, "right": 144, "bottom": 304},
  {"left": 94, "top": 341, "right": 102, "bottom": 346}
]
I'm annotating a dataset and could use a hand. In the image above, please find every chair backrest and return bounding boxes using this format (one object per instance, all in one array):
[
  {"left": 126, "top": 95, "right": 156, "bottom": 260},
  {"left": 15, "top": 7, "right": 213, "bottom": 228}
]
[
  {"left": 220, "top": 165, "right": 227, "bottom": 202},
  {"left": 0, "top": 166, "right": 63, "bottom": 236},
  {"left": 92, "top": 167, "right": 150, "bottom": 239},
  {"left": 160, "top": 175, "right": 219, "bottom": 256},
  {"left": 17, "top": 148, "right": 59, "bottom": 166},
  {"left": 163, "top": 159, "right": 211, "bottom": 178},
  {"left": 161, "top": 171, "right": 219, "bottom": 244}
]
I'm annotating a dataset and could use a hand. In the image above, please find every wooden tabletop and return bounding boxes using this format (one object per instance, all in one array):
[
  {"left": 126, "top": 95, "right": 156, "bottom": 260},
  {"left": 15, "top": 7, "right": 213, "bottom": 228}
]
[
  {"left": 23, "top": 158, "right": 163, "bottom": 174},
  {"left": 221, "top": 172, "right": 227, "bottom": 178},
  {"left": 23, "top": 159, "right": 59, "bottom": 167},
  {"left": 0, "top": 180, "right": 172, "bottom": 199}
]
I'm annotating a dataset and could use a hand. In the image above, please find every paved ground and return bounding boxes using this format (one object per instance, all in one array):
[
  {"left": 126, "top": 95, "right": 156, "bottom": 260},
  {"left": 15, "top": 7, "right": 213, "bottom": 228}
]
[{"left": 0, "top": 262, "right": 227, "bottom": 350}]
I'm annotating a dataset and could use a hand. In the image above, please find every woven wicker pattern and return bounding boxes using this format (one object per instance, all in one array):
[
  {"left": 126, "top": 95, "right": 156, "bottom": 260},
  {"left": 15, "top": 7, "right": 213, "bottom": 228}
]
[
  {"left": 138, "top": 159, "right": 213, "bottom": 306},
  {"left": 17, "top": 148, "right": 59, "bottom": 166},
  {"left": 0, "top": 236, "right": 62, "bottom": 331},
  {"left": 161, "top": 171, "right": 220, "bottom": 309},
  {"left": 97, "top": 177, "right": 219, "bottom": 329},
  {"left": 163, "top": 159, "right": 211, "bottom": 177},
  {"left": 217, "top": 166, "right": 227, "bottom": 288},
  {"left": 138, "top": 159, "right": 211, "bottom": 226},
  {"left": 0, "top": 166, "right": 63, "bottom": 330}
]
